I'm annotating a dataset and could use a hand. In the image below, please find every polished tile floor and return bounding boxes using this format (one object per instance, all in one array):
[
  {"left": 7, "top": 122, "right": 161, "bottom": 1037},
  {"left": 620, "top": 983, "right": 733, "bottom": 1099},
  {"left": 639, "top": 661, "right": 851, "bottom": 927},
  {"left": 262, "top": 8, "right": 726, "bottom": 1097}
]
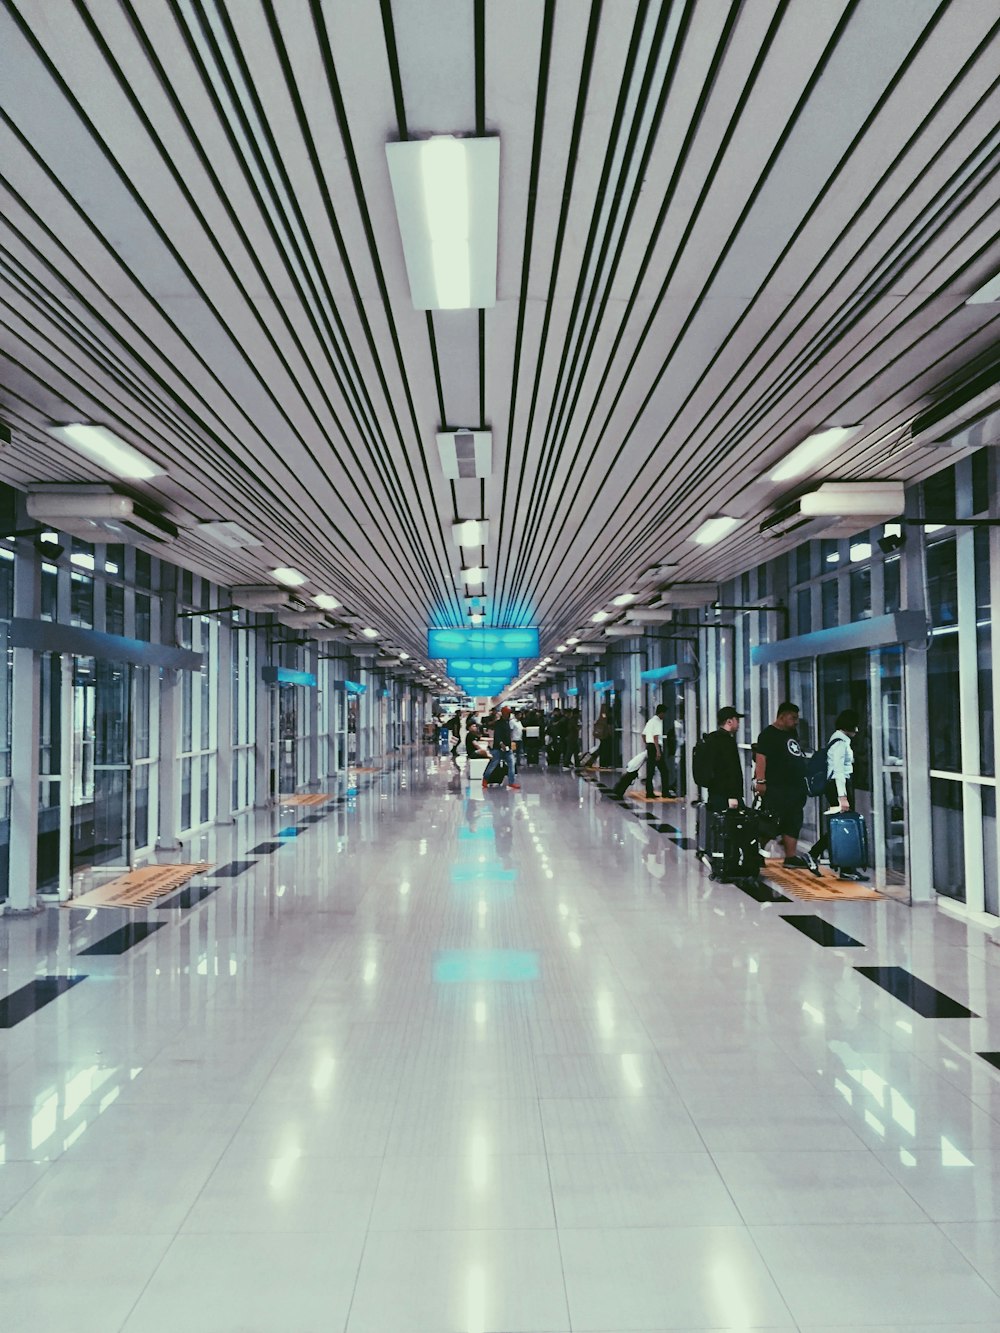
[{"left": 3, "top": 751, "right": 1000, "bottom": 1330}]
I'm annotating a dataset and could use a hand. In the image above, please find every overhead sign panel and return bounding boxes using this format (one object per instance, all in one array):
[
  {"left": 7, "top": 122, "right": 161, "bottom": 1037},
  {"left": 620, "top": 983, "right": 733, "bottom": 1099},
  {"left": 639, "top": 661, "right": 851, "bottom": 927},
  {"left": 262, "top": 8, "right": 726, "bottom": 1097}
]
[
  {"left": 447, "top": 657, "right": 518, "bottom": 675},
  {"left": 428, "top": 627, "right": 539, "bottom": 660}
]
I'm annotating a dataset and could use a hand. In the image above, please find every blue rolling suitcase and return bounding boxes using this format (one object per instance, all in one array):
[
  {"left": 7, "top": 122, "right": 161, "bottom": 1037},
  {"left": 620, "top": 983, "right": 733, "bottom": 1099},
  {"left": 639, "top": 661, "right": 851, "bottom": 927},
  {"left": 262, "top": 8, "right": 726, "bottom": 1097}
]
[{"left": 827, "top": 811, "right": 869, "bottom": 871}]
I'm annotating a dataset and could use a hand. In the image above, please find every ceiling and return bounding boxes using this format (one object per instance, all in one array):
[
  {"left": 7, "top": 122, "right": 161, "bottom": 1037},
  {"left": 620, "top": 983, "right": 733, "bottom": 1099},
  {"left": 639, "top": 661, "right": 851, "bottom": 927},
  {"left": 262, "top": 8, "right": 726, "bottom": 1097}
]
[{"left": 1, "top": 0, "right": 1000, "bottom": 674}]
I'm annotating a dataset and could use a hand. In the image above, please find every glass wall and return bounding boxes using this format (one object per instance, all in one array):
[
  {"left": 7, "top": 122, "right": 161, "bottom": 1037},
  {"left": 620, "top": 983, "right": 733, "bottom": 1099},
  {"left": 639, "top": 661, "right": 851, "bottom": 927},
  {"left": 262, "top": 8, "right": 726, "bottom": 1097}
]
[{"left": 177, "top": 576, "right": 218, "bottom": 832}]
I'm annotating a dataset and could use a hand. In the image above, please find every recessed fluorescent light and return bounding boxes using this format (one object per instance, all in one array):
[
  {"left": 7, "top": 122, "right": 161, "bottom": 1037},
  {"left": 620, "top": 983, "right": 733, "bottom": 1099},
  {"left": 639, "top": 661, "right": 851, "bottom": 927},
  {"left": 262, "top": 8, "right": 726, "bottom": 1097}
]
[
  {"left": 271, "top": 567, "right": 308, "bottom": 587},
  {"left": 385, "top": 136, "right": 500, "bottom": 310},
  {"left": 770, "top": 427, "right": 857, "bottom": 483},
  {"left": 967, "top": 271, "right": 1000, "bottom": 305},
  {"left": 924, "top": 523, "right": 946, "bottom": 534},
  {"left": 399, "top": 651, "right": 409, "bottom": 660},
  {"left": 361, "top": 627, "right": 379, "bottom": 639},
  {"left": 566, "top": 636, "right": 580, "bottom": 645},
  {"left": 452, "top": 519, "right": 488, "bottom": 547},
  {"left": 849, "top": 542, "right": 872, "bottom": 562},
  {"left": 49, "top": 423, "right": 165, "bottom": 480},
  {"left": 693, "top": 516, "right": 740, "bottom": 545},
  {"left": 312, "top": 594, "right": 340, "bottom": 611},
  {"left": 462, "top": 565, "right": 486, "bottom": 583},
  {"left": 556, "top": 644, "right": 567, "bottom": 652},
  {"left": 591, "top": 610, "right": 610, "bottom": 623},
  {"left": 470, "top": 613, "right": 485, "bottom": 625},
  {"left": 612, "top": 592, "right": 636, "bottom": 606}
]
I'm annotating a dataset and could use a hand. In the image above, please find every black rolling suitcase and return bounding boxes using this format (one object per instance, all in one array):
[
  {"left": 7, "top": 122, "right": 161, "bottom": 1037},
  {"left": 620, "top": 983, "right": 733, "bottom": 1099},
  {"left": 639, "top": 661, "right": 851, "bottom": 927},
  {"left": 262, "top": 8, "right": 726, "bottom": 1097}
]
[
  {"left": 484, "top": 754, "right": 508, "bottom": 785},
  {"left": 699, "top": 805, "right": 762, "bottom": 880}
]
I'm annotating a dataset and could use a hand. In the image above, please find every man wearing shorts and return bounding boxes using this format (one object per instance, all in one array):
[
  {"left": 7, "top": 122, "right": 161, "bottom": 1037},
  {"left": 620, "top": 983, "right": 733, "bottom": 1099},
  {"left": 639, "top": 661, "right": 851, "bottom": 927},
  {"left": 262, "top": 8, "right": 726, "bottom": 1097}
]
[{"left": 753, "top": 702, "right": 813, "bottom": 869}]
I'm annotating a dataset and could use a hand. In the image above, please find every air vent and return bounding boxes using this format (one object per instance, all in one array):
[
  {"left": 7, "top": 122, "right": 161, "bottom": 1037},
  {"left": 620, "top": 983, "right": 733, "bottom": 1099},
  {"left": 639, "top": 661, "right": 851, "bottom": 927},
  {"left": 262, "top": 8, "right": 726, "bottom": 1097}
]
[
  {"left": 436, "top": 430, "right": 492, "bottom": 480},
  {"left": 26, "top": 486, "right": 177, "bottom": 545},
  {"left": 760, "top": 482, "right": 904, "bottom": 540}
]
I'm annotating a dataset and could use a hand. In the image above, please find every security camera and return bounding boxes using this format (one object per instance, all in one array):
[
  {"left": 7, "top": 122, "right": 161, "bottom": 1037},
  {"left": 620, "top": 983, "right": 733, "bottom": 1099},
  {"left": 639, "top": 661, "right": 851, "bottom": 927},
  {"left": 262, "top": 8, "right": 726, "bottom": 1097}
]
[
  {"left": 33, "top": 535, "right": 65, "bottom": 559},
  {"left": 877, "top": 533, "right": 905, "bottom": 555}
]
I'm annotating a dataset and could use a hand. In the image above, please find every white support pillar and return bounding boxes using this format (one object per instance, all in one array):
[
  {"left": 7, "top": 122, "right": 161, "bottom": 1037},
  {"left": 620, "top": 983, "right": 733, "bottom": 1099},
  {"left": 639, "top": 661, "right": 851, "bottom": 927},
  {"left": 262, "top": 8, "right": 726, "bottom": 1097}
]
[
  {"left": 214, "top": 612, "right": 234, "bottom": 825},
  {"left": 307, "top": 643, "right": 320, "bottom": 786},
  {"left": 156, "top": 670, "right": 182, "bottom": 851},
  {"left": 902, "top": 490, "right": 933, "bottom": 903},
  {"left": 255, "top": 669, "right": 272, "bottom": 808},
  {"left": 8, "top": 540, "right": 41, "bottom": 911}
]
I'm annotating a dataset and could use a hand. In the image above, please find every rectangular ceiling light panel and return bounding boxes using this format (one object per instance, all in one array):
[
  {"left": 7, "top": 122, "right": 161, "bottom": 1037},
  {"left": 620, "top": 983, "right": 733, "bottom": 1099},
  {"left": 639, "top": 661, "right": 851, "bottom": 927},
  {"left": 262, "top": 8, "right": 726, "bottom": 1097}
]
[
  {"left": 49, "top": 423, "right": 165, "bottom": 480},
  {"left": 437, "top": 431, "right": 492, "bottom": 480},
  {"left": 385, "top": 136, "right": 500, "bottom": 310}
]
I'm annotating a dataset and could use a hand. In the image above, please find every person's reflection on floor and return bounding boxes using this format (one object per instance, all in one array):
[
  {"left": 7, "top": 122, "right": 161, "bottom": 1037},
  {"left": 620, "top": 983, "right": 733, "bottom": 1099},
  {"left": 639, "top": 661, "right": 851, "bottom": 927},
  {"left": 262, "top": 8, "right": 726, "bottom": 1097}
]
[{"left": 493, "top": 788, "right": 515, "bottom": 868}]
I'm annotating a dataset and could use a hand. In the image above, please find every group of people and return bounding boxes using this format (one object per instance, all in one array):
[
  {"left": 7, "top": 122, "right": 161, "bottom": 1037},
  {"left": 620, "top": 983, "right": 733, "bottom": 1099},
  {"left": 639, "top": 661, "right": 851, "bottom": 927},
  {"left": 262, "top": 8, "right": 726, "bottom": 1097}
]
[
  {"left": 698, "top": 700, "right": 867, "bottom": 879},
  {"left": 439, "top": 706, "right": 587, "bottom": 774}
]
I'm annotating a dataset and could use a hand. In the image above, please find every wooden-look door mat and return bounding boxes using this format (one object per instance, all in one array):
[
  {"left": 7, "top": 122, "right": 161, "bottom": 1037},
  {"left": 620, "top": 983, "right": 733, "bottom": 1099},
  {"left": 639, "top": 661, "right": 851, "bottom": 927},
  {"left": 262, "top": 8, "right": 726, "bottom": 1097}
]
[
  {"left": 351, "top": 766, "right": 382, "bottom": 773},
  {"left": 762, "top": 864, "right": 882, "bottom": 900},
  {"left": 66, "top": 863, "right": 215, "bottom": 910},
  {"left": 279, "top": 793, "right": 331, "bottom": 806},
  {"left": 627, "top": 793, "right": 683, "bottom": 803}
]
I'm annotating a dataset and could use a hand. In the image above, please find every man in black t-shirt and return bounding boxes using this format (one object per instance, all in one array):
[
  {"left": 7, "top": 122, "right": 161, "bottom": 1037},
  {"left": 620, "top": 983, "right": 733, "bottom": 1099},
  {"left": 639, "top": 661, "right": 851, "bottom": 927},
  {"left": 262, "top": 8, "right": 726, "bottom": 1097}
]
[{"left": 754, "top": 701, "right": 813, "bottom": 869}]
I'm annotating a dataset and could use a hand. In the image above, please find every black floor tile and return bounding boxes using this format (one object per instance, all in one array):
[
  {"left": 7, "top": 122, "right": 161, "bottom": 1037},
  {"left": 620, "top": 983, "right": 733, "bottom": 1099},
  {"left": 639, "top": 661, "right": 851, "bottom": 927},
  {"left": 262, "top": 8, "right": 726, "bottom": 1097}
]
[
  {"left": 213, "top": 860, "right": 257, "bottom": 877},
  {"left": 0, "top": 976, "right": 88, "bottom": 1028},
  {"left": 856, "top": 966, "right": 978, "bottom": 1018},
  {"left": 979, "top": 1052, "right": 1000, "bottom": 1072},
  {"left": 782, "top": 915, "right": 864, "bottom": 947},
  {"left": 732, "top": 878, "right": 790, "bottom": 903},
  {"left": 158, "top": 886, "right": 219, "bottom": 909},
  {"left": 78, "top": 922, "right": 168, "bottom": 955},
  {"left": 251, "top": 842, "right": 283, "bottom": 854},
  {"left": 673, "top": 836, "right": 697, "bottom": 850}
]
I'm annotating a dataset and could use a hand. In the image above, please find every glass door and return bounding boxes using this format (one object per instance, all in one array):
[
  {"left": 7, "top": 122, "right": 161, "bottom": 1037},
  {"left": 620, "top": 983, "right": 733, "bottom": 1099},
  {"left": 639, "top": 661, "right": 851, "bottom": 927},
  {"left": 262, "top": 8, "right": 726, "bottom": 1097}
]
[
  {"left": 276, "top": 684, "right": 298, "bottom": 795},
  {"left": 817, "top": 648, "right": 907, "bottom": 896},
  {"left": 72, "top": 657, "right": 132, "bottom": 878}
]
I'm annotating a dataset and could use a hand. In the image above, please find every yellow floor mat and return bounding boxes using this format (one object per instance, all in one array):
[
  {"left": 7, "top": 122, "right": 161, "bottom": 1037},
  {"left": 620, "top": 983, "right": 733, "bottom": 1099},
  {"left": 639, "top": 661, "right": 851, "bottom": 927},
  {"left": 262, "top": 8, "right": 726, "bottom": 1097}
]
[
  {"left": 627, "top": 792, "right": 684, "bottom": 803},
  {"left": 66, "top": 863, "right": 215, "bottom": 910},
  {"left": 763, "top": 863, "right": 882, "bottom": 900},
  {"left": 280, "top": 793, "right": 331, "bottom": 806}
]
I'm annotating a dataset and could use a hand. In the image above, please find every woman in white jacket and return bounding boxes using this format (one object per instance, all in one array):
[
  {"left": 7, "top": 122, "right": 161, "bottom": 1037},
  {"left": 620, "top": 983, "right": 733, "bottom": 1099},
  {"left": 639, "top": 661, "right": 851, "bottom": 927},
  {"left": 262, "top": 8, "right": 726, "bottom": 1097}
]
[{"left": 808, "top": 709, "right": 869, "bottom": 881}]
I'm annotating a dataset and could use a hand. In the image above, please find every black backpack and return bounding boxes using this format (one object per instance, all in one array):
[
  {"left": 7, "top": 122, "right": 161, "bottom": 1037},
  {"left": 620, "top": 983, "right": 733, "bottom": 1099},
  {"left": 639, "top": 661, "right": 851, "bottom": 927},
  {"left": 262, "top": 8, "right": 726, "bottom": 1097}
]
[{"left": 692, "top": 733, "right": 714, "bottom": 788}]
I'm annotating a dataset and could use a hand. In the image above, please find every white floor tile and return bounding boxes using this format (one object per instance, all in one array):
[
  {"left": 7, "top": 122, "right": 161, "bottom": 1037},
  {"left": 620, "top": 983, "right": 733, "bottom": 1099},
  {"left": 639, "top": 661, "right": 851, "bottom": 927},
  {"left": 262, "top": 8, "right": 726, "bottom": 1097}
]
[
  {"left": 751, "top": 1221, "right": 1000, "bottom": 1325},
  {"left": 0, "top": 1233, "right": 173, "bottom": 1333},
  {"left": 370, "top": 1151, "right": 554, "bottom": 1230},
  {"left": 181, "top": 1152, "right": 382, "bottom": 1234},
  {"left": 346, "top": 1228, "right": 570, "bottom": 1332},
  {"left": 559, "top": 1225, "right": 795, "bottom": 1330},
  {"left": 121, "top": 1232, "right": 364, "bottom": 1332},
  {"left": 549, "top": 1150, "right": 741, "bottom": 1227},
  {"left": 712, "top": 1148, "right": 927, "bottom": 1224}
]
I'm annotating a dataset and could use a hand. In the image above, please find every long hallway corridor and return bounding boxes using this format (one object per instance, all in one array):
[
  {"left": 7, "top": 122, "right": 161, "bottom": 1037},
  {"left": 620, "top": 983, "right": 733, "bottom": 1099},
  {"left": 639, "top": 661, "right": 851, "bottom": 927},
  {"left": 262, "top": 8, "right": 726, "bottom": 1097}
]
[{"left": 3, "top": 753, "right": 1000, "bottom": 1331}]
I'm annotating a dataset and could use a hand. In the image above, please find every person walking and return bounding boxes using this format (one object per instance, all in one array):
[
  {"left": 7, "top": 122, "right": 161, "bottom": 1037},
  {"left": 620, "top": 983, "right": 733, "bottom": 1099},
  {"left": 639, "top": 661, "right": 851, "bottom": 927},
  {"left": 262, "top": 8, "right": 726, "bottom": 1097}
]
[
  {"left": 484, "top": 706, "right": 520, "bottom": 789},
  {"left": 703, "top": 706, "right": 746, "bottom": 811},
  {"left": 509, "top": 710, "right": 524, "bottom": 776},
  {"left": 808, "top": 709, "right": 869, "bottom": 880},
  {"left": 753, "top": 702, "right": 813, "bottom": 869},
  {"left": 642, "top": 704, "right": 670, "bottom": 799},
  {"left": 594, "top": 704, "right": 613, "bottom": 768}
]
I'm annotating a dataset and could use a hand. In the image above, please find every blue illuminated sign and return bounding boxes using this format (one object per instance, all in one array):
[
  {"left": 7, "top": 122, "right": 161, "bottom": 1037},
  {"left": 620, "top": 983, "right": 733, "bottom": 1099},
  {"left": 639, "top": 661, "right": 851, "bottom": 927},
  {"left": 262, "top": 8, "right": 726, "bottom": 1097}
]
[
  {"left": 566, "top": 687, "right": 579, "bottom": 696},
  {"left": 262, "top": 667, "right": 317, "bottom": 687},
  {"left": 594, "top": 679, "right": 614, "bottom": 692},
  {"left": 428, "top": 627, "right": 540, "bottom": 660},
  {"left": 639, "top": 663, "right": 696, "bottom": 684},
  {"left": 344, "top": 679, "right": 366, "bottom": 695}
]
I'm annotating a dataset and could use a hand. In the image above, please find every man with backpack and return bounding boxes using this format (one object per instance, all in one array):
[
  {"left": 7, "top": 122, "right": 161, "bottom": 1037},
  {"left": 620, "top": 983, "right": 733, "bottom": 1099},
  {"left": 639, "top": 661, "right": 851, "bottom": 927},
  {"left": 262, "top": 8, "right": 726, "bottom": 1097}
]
[
  {"left": 695, "top": 706, "right": 746, "bottom": 810},
  {"left": 694, "top": 707, "right": 763, "bottom": 884}
]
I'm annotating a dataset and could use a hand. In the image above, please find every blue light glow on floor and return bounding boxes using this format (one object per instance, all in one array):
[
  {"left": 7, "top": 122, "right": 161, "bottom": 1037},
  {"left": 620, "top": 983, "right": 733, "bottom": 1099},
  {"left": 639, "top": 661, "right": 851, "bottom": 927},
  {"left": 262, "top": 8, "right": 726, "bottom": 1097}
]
[{"left": 433, "top": 950, "right": 540, "bottom": 982}]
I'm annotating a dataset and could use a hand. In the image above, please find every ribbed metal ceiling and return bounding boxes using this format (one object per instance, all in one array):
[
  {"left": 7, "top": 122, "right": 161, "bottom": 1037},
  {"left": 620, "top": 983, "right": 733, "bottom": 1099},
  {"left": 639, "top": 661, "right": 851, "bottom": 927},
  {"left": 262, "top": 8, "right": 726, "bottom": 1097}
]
[{"left": 1, "top": 0, "right": 999, "bottom": 663}]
